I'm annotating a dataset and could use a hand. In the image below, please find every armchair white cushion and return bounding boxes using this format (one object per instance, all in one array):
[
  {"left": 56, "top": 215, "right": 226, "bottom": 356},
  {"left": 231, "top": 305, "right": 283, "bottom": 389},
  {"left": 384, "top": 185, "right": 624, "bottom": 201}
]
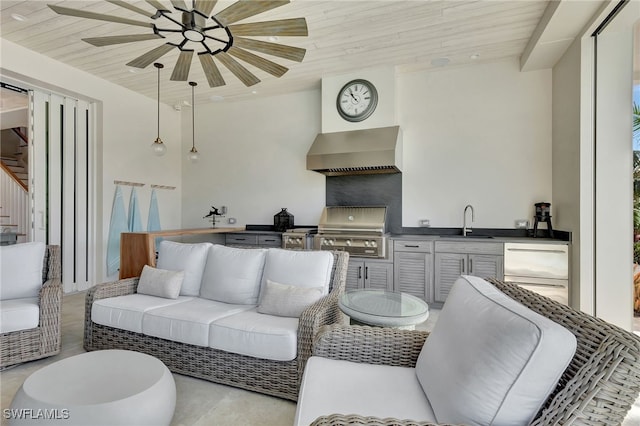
[
  {"left": 0, "top": 242, "right": 46, "bottom": 300},
  {"left": 0, "top": 298, "right": 39, "bottom": 333},
  {"left": 156, "top": 241, "right": 211, "bottom": 296},
  {"left": 415, "top": 275, "right": 577, "bottom": 426}
]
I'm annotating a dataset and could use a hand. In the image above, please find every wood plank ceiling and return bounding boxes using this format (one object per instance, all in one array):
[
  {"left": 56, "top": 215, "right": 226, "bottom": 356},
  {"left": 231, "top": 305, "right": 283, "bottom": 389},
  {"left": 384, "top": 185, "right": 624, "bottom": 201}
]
[{"left": 0, "top": 0, "right": 549, "bottom": 106}]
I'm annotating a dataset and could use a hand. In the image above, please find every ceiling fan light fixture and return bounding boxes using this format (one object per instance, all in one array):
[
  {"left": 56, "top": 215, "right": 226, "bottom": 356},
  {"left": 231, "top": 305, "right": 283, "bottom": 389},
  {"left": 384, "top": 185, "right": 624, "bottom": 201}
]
[{"left": 151, "top": 62, "right": 167, "bottom": 156}]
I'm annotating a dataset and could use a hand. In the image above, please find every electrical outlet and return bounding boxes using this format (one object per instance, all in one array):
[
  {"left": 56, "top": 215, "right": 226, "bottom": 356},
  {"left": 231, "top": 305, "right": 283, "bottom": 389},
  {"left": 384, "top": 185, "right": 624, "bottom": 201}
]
[
  {"left": 227, "top": 217, "right": 237, "bottom": 224},
  {"left": 419, "top": 219, "right": 430, "bottom": 227},
  {"left": 515, "top": 219, "right": 529, "bottom": 229}
]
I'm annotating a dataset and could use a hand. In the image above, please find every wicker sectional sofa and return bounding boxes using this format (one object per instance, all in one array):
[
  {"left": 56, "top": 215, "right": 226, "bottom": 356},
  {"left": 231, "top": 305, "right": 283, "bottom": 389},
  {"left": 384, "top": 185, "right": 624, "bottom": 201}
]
[{"left": 84, "top": 242, "right": 348, "bottom": 401}]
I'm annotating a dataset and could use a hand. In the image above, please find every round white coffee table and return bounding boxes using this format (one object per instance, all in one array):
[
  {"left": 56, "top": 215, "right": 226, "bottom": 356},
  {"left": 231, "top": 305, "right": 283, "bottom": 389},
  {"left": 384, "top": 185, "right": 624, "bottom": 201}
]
[
  {"left": 10, "top": 350, "right": 176, "bottom": 425},
  {"left": 339, "top": 289, "right": 429, "bottom": 329}
]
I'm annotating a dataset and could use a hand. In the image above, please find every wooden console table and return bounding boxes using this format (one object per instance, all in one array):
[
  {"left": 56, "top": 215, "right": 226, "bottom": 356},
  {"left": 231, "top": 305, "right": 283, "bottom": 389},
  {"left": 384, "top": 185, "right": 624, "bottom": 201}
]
[{"left": 119, "top": 227, "right": 245, "bottom": 279}]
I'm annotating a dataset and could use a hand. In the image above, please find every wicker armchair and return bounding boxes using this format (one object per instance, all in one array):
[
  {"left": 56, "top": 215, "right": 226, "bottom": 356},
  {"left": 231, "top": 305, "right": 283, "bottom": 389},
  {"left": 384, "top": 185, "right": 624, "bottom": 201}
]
[
  {"left": 310, "top": 278, "right": 640, "bottom": 426},
  {"left": 0, "top": 245, "right": 62, "bottom": 368}
]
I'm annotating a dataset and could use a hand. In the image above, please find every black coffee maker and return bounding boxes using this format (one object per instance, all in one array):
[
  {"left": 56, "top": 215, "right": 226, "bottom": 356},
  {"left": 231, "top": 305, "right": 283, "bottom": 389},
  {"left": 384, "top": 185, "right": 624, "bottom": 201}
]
[{"left": 532, "top": 202, "right": 553, "bottom": 238}]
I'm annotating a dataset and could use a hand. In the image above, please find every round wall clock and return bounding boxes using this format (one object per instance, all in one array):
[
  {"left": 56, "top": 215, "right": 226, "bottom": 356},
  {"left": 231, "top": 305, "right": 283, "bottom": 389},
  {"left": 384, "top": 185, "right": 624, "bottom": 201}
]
[{"left": 336, "top": 79, "right": 378, "bottom": 122}]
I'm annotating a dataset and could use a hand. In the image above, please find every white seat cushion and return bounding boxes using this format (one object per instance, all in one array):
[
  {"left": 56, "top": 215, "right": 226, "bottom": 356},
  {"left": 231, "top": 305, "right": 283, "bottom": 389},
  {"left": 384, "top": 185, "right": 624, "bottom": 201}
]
[
  {"left": 416, "top": 275, "right": 577, "bottom": 426},
  {"left": 209, "top": 308, "right": 299, "bottom": 361},
  {"left": 261, "top": 249, "right": 334, "bottom": 297},
  {"left": 294, "top": 356, "right": 436, "bottom": 426},
  {"left": 91, "top": 294, "right": 193, "bottom": 333},
  {"left": 156, "top": 241, "right": 212, "bottom": 296},
  {"left": 1, "top": 242, "right": 45, "bottom": 300},
  {"left": 200, "top": 245, "right": 267, "bottom": 305},
  {"left": 0, "top": 298, "right": 39, "bottom": 333},
  {"left": 142, "top": 298, "right": 255, "bottom": 347}
]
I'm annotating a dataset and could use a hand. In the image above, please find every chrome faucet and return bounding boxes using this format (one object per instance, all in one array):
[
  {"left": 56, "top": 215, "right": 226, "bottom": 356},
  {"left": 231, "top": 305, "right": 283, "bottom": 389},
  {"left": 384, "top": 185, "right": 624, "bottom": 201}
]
[{"left": 463, "top": 204, "right": 474, "bottom": 236}]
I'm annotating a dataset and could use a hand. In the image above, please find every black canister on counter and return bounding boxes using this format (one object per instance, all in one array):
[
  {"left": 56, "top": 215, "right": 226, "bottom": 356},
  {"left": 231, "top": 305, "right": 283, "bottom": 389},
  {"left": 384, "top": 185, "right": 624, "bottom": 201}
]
[{"left": 274, "top": 208, "right": 294, "bottom": 232}]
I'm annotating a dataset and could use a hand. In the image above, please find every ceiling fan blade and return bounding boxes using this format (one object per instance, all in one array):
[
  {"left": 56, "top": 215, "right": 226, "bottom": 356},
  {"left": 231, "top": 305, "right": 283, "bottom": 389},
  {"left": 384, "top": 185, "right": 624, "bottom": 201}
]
[
  {"left": 214, "top": 0, "right": 289, "bottom": 26},
  {"left": 106, "top": 1, "right": 155, "bottom": 18},
  {"left": 48, "top": 5, "right": 153, "bottom": 28},
  {"left": 126, "top": 43, "right": 175, "bottom": 68},
  {"left": 233, "top": 37, "right": 305, "bottom": 62},
  {"left": 199, "top": 54, "right": 225, "bottom": 87},
  {"left": 145, "top": 0, "right": 171, "bottom": 12},
  {"left": 228, "top": 47, "right": 288, "bottom": 78},
  {"left": 170, "top": 50, "right": 194, "bottom": 81},
  {"left": 228, "top": 18, "right": 308, "bottom": 37},
  {"left": 194, "top": 0, "right": 217, "bottom": 17},
  {"left": 83, "top": 34, "right": 163, "bottom": 47},
  {"left": 169, "top": 0, "right": 189, "bottom": 12},
  {"left": 215, "top": 52, "right": 260, "bottom": 87}
]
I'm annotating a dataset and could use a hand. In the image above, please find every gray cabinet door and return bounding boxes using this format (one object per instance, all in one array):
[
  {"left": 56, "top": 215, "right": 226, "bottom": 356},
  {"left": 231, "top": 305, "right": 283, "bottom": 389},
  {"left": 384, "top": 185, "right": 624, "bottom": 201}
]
[
  {"left": 364, "top": 262, "right": 393, "bottom": 291},
  {"left": 346, "top": 260, "right": 365, "bottom": 291},
  {"left": 469, "top": 254, "right": 504, "bottom": 280},
  {"left": 394, "top": 251, "right": 432, "bottom": 302},
  {"left": 434, "top": 252, "right": 465, "bottom": 303}
]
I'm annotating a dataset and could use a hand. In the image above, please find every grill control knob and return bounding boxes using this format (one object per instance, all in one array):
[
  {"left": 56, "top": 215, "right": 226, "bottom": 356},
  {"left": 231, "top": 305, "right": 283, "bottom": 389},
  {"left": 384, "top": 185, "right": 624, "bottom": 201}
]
[
  {"left": 329, "top": 239, "right": 334, "bottom": 246},
  {"left": 364, "top": 241, "right": 370, "bottom": 247},
  {"left": 371, "top": 241, "right": 377, "bottom": 247},
  {"left": 345, "top": 240, "right": 352, "bottom": 246}
]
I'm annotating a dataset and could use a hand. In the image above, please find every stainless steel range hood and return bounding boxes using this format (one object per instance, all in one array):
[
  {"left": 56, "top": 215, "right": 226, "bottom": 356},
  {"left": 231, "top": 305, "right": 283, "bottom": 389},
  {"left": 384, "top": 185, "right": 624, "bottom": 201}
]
[{"left": 306, "top": 126, "right": 402, "bottom": 176}]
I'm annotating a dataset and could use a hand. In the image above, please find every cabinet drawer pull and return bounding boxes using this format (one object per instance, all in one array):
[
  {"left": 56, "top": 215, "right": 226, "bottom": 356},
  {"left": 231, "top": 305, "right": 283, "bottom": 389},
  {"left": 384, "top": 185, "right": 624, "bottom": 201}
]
[
  {"left": 365, "top": 266, "right": 369, "bottom": 280},
  {"left": 404, "top": 244, "right": 420, "bottom": 248},
  {"left": 469, "top": 258, "right": 473, "bottom": 273},
  {"left": 263, "top": 239, "right": 277, "bottom": 242},
  {"left": 461, "top": 258, "right": 464, "bottom": 273},
  {"left": 235, "top": 238, "right": 246, "bottom": 241},
  {"left": 358, "top": 266, "right": 362, "bottom": 279}
]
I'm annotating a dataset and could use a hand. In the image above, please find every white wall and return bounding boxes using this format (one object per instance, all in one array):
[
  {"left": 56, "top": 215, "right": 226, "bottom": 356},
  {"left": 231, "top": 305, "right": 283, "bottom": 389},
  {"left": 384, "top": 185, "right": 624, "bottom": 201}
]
[
  {"left": 552, "top": 37, "right": 586, "bottom": 310},
  {"left": 182, "top": 58, "right": 553, "bottom": 231},
  {"left": 399, "top": 58, "right": 552, "bottom": 228},
  {"left": 1, "top": 38, "right": 183, "bottom": 283},
  {"left": 180, "top": 90, "right": 326, "bottom": 228}
]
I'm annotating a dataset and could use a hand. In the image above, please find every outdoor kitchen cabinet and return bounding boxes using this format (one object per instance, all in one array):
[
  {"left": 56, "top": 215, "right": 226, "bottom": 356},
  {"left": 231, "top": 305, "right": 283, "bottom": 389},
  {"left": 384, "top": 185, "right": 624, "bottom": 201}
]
[
  {"left": 225, "top": 232, "right": 282, "bottom": 248},
  {"left": 434, "top": 241, "right": 504, "bottom": 303},
  {"left": 393, "top": 240, "right": 434, "bottom": 303},
  {"left": 346, "top": 259, "right": 393, "bottom": 291}
]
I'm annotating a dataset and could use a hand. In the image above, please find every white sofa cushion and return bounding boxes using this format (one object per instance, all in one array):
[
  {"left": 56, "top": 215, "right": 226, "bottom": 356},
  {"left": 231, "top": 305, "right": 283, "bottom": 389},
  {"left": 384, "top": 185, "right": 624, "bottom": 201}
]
[
  {"left": 261, "top": 249, "right": 334, "bottom": 297},
  {"left": 257, "top": 280, "right": 323, "bottom": 318},
  {"left": 91, "top": 294, "right": 193, "bottom": 333},
  {"left": 209, "top": 308, "right": 299, "bottom": 361},
  {"left": 142, "top": 298, "right": 255, "bottom": 347},
  {"left": 200, "top": 245, "right": 267, "bottom": 305},
  {"left": 156, "top": 241, "right": 212, "bottom": 296},
  {"left": 0, "top": 297, "right": 39, "bottom": 333},
  {"left": 1, "top": 242, "right": 45, "bottom": 300},
  {"left": 294, "top": 356, "right": 436, "bottom": 426},
  {"left": 416, "top": 275, "right": 577, "bottom": 426},
  {"left": 137, "top": 265, "right": 184, "bottom": 299}
]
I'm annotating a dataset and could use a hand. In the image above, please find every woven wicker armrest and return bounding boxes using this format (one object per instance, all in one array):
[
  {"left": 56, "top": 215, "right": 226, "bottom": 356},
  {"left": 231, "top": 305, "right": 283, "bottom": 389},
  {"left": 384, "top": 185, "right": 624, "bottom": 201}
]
[
  {"left": 312, "top": 324, "right": 428, "bottom": 367},
  {"left": 310, "top": 414, "right": 451, "bottom": 426},
  {"left": 38, "top": 277, "right": 63, "bottom": 354}
]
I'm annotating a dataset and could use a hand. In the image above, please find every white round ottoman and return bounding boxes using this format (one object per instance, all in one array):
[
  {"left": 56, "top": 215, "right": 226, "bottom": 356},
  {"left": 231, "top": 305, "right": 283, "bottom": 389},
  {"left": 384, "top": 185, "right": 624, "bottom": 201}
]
[{"left": 10, "top": 350, "right": 176, "bottom": 425}]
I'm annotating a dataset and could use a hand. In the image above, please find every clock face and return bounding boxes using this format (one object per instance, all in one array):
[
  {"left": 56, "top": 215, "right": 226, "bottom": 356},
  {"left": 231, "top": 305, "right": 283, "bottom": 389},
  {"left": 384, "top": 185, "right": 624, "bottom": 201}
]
[{"left": 336, "top": 79, "right": 378, "bottom": 122}]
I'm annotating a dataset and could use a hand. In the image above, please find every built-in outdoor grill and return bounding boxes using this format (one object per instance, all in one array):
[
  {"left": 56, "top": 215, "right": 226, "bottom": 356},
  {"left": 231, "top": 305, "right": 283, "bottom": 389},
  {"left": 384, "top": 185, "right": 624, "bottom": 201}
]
[
  {"left": 282, "top": 227, "right": 317, "bottom": 250},
  {"left": 313, "top": 206, "right": 388, "bottom": 259}
]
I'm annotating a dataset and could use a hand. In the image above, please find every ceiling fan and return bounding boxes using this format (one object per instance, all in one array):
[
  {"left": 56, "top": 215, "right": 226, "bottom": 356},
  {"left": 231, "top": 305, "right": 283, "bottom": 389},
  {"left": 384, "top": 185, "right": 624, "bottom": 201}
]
[{"left": 48, "top": 0, "right": 308, "bottom": 88}]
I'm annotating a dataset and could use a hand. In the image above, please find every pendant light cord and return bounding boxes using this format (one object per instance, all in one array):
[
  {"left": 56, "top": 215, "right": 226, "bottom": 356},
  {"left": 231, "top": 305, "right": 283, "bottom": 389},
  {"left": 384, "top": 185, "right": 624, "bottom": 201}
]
[
  {"left": 157, "top": 65, "right": 160, "bottom": 139},
  {"left": 192, "top": 83, "right": 195, "bottom": 150}
]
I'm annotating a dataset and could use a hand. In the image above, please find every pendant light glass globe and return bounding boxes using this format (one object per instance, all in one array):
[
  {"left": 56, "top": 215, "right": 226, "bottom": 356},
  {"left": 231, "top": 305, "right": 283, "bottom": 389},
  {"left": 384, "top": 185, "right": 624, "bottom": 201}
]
[
  {"left": 187, "top": 81, "right": 200, "bottom": 163},
  {"left": 151, "top": 63, "right": 166, "bottom": 156}
]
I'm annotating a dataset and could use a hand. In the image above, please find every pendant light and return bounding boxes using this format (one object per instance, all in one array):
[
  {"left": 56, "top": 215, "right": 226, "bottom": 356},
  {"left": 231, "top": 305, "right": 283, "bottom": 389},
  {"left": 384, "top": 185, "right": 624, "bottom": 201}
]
[
  {"left": 150, "top": 62, "right": 167, "bottom": 156},
  {"left": 187, "top": 81, "right": 199, "bottom": 163}
]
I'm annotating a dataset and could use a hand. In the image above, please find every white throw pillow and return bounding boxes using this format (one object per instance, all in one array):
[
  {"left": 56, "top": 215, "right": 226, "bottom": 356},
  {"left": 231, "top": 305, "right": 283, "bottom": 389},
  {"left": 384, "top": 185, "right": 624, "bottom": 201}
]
[
  {"left": 0, "top": 242, "right": 46, "bottom": 300},
  {"left": 200, "top": 245, "right": 267, "bottom": 305},
  {"left": 156, "top": 241, "right": 211, "bottom": 296},
  {"left": 415, "top": 275, "right": 576, "bottom": 426},
  {"left": 257, "top": 279, "right": 324, "bottom": 318},
  {"left": 136, "top": 265, "right": 184, "bottom": 299},
  {"left": 261, "top": 249, "right": 334, "bottom": 298}
]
